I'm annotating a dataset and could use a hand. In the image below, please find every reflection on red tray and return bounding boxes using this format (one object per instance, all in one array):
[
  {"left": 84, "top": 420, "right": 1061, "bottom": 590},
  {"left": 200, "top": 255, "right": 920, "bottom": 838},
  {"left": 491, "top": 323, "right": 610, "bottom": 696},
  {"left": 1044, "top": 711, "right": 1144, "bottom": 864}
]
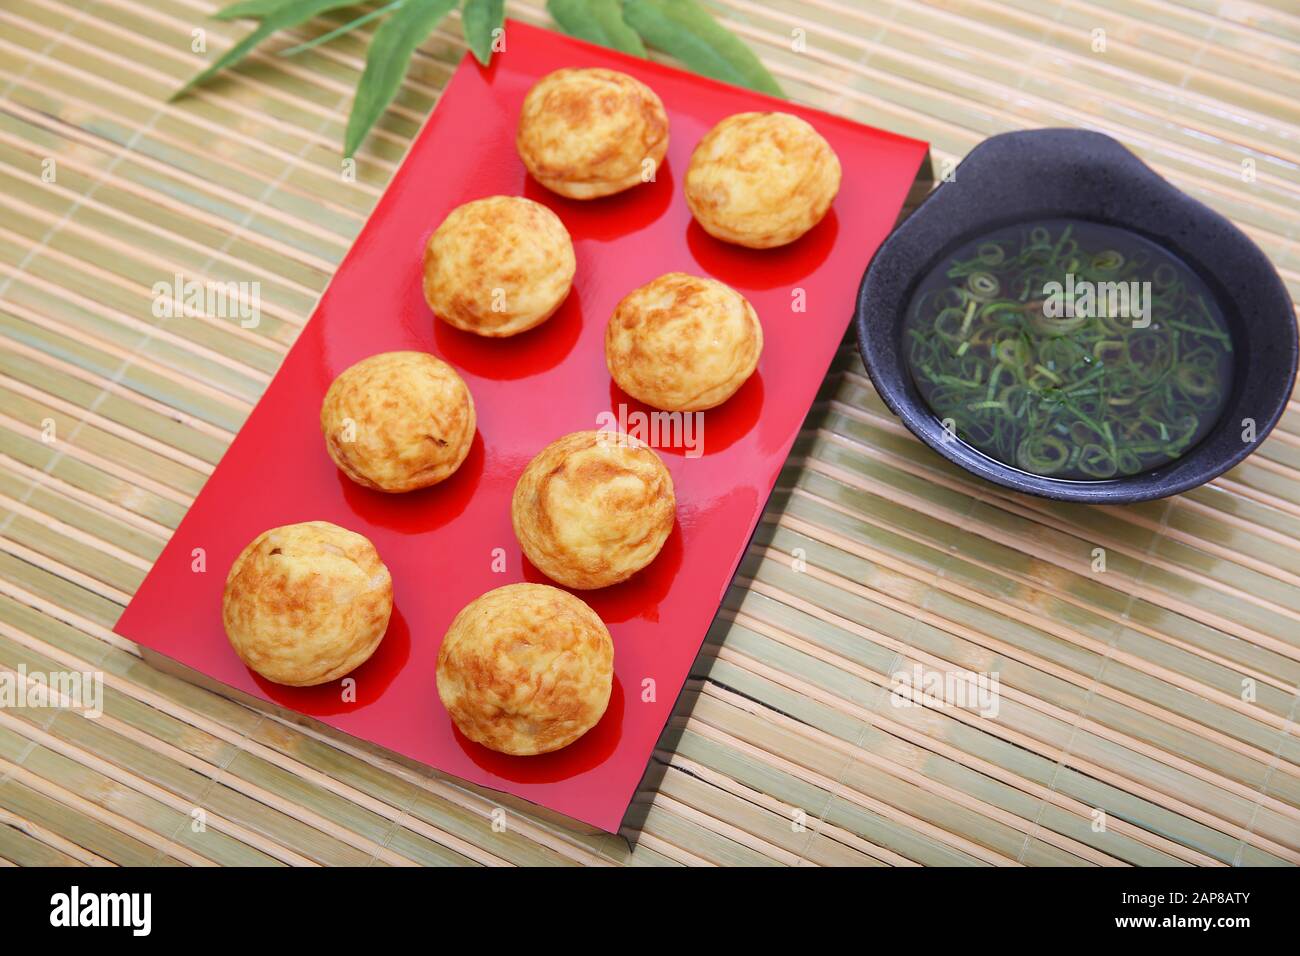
[{"left": 115, "top": 20, "right": 929, "bottom": 832}]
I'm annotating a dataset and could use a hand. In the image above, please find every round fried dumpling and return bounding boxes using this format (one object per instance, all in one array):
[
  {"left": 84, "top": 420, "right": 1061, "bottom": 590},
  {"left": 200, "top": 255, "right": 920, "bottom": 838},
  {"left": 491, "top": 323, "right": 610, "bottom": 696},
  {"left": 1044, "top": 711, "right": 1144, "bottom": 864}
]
[
  {"left": 320, "top": 351, "right": 475, "bottom": 493},
  {"left": 436, "top": 583, "right": 614, "bottom": 755},
  {"left": 223, "top": 522, "right": 393, "bottom": 687},
  {"left": 422, "top": 196, "right": 575, "bottom": 337},
  {"left": 517, "top": 68, "right": 669, "bottom": 199},
  {"left": 605, "top": 272, "right": 763, "bottom": 411},
  {"left": 512, "top": 430, "right": 675, "bottom": 589},
  {"left": 684, "top": 111, "right": 841, "bottom": 248}
]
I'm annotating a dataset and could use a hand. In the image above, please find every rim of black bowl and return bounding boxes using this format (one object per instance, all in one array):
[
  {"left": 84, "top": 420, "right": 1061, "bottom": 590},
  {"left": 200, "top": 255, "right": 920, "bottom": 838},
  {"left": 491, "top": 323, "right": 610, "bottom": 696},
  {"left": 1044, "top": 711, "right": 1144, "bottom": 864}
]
[{"left": 854, "top": 127, "right": 1299, "bottom": 504}]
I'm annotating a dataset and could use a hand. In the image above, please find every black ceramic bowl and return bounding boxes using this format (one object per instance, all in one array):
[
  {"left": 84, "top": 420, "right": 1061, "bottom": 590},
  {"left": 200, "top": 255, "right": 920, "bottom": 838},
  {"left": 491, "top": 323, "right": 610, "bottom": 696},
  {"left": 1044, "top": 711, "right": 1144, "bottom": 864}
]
[{"left": 855, "top": 128, "right": 1298, "bottom": 503}]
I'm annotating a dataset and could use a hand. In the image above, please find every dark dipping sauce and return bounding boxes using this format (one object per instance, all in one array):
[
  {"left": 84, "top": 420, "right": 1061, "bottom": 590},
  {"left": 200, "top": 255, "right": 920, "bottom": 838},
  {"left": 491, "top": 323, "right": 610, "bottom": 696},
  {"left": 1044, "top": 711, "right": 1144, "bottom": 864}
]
[{"left": 903, "top": 219, "right": 1234, "bottom": 481}]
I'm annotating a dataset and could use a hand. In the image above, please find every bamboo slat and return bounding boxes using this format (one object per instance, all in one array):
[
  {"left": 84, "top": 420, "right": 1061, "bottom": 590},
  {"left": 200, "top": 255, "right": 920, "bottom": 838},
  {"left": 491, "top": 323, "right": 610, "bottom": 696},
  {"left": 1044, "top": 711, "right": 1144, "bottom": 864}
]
[{"left": 0, "top": 0, "right": 1296, "bottom": 866}]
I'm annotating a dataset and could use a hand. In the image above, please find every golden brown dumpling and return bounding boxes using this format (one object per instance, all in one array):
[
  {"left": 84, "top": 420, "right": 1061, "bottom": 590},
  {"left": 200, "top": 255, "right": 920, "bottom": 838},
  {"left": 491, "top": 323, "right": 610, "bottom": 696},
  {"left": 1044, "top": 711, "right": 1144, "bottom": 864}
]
[
  {"left": 511, "top": 430, "right": 675, "bottom": 589},
  {"left": 422, "top": 196, "right": 575, "bottom": 337},
  {"left": 684, "top": 111, "right": 841, "bottom": 248},
  {"left": 436, "top": 583, "right": 613, "bottom": 755},
  {"left": 222, "top": 522, "right": 393, "bottom": 687},
  {"left": 320, "top": 351, "right": 475, "bottom": 493},
  {"left": 517, "top": 68, "right": 669, "bottom": 199},
  {"left": 605, "top": 272, "right": 762, "bottom": 411}
]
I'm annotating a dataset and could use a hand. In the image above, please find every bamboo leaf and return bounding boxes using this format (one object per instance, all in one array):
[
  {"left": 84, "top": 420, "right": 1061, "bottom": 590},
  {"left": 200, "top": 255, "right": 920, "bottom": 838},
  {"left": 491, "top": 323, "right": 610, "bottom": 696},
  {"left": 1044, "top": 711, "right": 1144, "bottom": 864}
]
[
  {"left": 622, "top": 0, "right": 783, "bottom": 97},
  {"left": 213, "top": 0, "right": 313, "bottom": 22},
  {"left": 547, "top": 0, "right": 646, "bottom": 57},
  {"left": 183, "top": 0, "right": 782, "bottom": 159},
  {"left": 279, "top": 0, "right": 403, "bottom": 56},
  {"left": 344, "top": 0, "right": 457, "bottom": 157},
  {"left": 462, "top": 0, "right": 505, "bottom": 66},
  {"left": 174, "top": 0, "right": 359, "bottom": 98}
]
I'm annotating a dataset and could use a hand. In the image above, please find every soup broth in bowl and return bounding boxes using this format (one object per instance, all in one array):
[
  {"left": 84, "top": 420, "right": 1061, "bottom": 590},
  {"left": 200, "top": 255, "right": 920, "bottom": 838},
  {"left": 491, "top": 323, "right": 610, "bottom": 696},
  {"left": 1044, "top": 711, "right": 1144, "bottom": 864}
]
[{"left": 903, "top": 219, "right": 1234, "bottom": 482}]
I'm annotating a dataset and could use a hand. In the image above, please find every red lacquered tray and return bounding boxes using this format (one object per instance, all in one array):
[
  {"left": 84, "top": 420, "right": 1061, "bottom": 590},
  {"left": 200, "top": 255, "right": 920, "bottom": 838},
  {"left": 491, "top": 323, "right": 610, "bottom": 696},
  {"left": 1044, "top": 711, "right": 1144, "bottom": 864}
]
[{"left": 115, "top": 20, "right": 929, "bottom": 832}]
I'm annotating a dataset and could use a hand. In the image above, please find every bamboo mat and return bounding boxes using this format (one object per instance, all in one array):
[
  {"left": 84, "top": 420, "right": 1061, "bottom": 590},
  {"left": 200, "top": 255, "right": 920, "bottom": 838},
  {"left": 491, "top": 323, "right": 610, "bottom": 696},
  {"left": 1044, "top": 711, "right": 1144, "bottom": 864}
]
[{"left": 0, "top": 0, "right": 1297, "bottom": 867}]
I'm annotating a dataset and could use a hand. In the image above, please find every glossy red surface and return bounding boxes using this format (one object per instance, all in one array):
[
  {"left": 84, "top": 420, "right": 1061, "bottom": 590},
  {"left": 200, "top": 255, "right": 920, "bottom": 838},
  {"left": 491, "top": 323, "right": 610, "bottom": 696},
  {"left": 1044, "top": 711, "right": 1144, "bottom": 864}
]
[{"left": 114, "top": 21, "right": 929, "bottom": 832}]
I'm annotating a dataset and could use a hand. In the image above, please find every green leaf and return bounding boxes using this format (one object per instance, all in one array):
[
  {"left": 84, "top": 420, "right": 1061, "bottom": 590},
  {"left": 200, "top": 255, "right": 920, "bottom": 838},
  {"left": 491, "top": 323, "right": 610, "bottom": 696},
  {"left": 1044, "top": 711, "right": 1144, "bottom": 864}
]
[
  {"left": 174, "top": 0, "right": 359, "bottom": 98},
  {"left": 462, "top": 0, "right": 505, "bottom": 66},
  {"left": 547, "top": 0, "right": 646, "bottom": 57},
  {"left": 213, "top": 0, "right": 309, "bottom": 21},
  {"left": 622, "top": 0, "right": 782, "bottom": 97},
  {"left": 345, "top": 0, "right": 457, "bottom": 157},
  {"left": 280, "top": 0, "right": 404, "bottom": 56}
]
